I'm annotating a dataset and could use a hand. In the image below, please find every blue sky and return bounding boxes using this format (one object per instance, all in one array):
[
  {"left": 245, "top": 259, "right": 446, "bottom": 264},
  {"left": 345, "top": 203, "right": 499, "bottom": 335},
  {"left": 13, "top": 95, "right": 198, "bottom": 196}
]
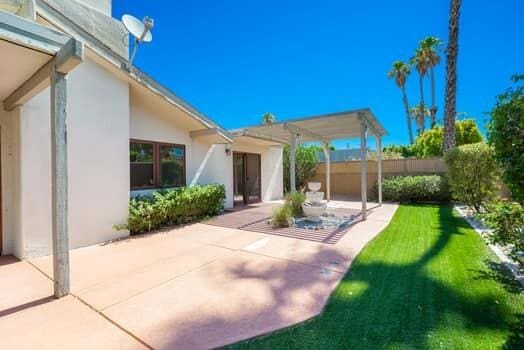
[{"left": 113, "top": 0, "right": 524, "bottom": 148}]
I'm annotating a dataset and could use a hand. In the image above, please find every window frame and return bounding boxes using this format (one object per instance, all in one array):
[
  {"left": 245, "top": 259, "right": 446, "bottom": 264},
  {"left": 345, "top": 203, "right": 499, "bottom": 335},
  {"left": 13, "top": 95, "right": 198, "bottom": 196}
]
[{"left": 130, "top": 139, "right": 186, "bottom": 191}]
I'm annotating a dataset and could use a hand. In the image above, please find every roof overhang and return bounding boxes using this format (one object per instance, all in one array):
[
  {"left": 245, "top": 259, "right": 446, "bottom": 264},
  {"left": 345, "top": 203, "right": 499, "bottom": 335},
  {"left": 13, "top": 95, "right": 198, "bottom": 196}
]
[
  {"left": 236, "top": 109, "right": 387, "bottom": 144},
  {"left": 0, "top": 10, "right": 83, "bottom": 111}
]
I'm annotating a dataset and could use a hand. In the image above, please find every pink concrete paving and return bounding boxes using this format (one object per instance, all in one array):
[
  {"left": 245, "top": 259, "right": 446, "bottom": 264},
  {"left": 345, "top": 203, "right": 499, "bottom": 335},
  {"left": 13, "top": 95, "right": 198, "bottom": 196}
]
[{"left": 2, "top": 201, "right": 397, "bottom": 349}]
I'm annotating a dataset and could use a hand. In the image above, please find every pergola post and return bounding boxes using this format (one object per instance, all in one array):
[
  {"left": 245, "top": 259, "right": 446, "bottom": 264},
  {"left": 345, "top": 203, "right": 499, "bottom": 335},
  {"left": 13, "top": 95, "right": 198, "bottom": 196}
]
[
  {"left": 376, "top": 135, "right": 383, "bottom": 205},
  {"left": 322, "top": 141, "right": 331, "bottom": 201},
  {"left": 289, "top": 132, "right": 297, "bottom": 193},
  {"left": 360, "top": 119, "right": 368, "bottom": 220},
  {"left": 51, "top": 69, "right": 70, "bottom": 298}
]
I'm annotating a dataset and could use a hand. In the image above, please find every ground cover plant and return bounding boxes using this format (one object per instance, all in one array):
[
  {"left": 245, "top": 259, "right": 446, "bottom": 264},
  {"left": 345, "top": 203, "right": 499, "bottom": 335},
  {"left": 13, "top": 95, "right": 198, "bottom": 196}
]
[{"left": 230, "top": 205, "right": 524, "bottom": 349}]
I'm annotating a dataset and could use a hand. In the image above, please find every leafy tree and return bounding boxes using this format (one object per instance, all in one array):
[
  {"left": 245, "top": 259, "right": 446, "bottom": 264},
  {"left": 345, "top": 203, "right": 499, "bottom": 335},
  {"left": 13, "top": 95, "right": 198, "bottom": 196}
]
[
  {"left": 261, "top": 112, "right": 276, "bottom": 125},
  {"left": 283, "top": 145, "right": 319, "bottom": 193},
  {"left": 487, "top": 75, "right": 524, "bottom": 202},
  {"left": 445, "top": 142, "right": 500, "bottom": 212},
  {"left": 443, "top": 0, "right": 462, "bottom": 152},
  {"left": 383, "top": 144, "right": 416, "bottom": 158},
  {"left": 419, "top": 36, "right": 443, "bottom": 128},
  {"left": 413, "top": 119, "right": 483, "bottom": 158},
  {"left": 388, "top": 61, "right": 414, "bottom": 144}
]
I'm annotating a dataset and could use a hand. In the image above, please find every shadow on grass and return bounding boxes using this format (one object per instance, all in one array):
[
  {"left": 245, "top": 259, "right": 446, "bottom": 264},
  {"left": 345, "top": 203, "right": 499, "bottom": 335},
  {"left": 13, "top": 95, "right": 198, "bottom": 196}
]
[{"left": 129, "top": 204, "right": 522, "bottom": 349}]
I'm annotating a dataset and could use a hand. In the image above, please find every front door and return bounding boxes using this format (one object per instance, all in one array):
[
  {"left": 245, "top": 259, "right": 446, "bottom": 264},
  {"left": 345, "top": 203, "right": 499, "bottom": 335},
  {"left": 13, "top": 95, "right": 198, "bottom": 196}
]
[{"left": 233, "top": 152, "right": 261, "bottom": 206}]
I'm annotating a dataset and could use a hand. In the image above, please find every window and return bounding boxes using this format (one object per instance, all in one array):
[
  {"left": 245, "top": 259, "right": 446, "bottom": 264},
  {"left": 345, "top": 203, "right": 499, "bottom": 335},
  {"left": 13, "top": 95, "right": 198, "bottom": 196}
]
[{"left": 130, "top": 140, "right": 186, "bottom": 190}]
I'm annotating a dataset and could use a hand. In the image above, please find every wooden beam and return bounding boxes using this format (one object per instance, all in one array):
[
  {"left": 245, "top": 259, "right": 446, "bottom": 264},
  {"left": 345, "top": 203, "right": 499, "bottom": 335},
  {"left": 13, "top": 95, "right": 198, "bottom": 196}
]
[
  {"left": 322, "top": 141, "right": 331, "bottom": 202},
  {"left": 242, "top": 130, "right": 289, "bottom": 145},
  {"left": 283, "top": 123, "right": 329, "bottom": 143},
  {"left": 360, "top": 120, "right": 367, "bottom": 220},
  {"left": 51, "top": 69, "right": 70, "bottom": 298},
  {"left": 4, "top": 38, "right": 83, "bottom": 111},
  {"left": 376, "top": 135, "right": 383, "bottom": 205}
]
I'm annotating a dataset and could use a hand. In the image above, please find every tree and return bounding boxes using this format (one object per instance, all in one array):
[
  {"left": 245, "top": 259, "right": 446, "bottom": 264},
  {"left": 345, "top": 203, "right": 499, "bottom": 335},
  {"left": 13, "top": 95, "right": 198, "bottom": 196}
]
[
  {"left": 283, "top": 145, "right": 319, "bottom": 193},
  {"left": 419, "top": 36, "right": 443, "bottom": 128},
  {"left": 445, "top": 142, "right": 500, "bottom": 212},
  {"left": 413, "top": 119, "right": 483, "bottom": 158},
  {"left": 410, "top": 48, "right": 429, "bottom": 133},
  {"left": 410, "top": 104, "right": 428, "bottom": 136},
  {"left": 487, "top": 75, "right": 524, "bottom": 203},
  {"left": 443, "top": 0, "right": 462, "bottom": 152},
  {"left": 261, "top": 112, "right": 276, "bottom": 125},
  {"left": 388, "top": 61, "right": 414, "bottom": 144}
]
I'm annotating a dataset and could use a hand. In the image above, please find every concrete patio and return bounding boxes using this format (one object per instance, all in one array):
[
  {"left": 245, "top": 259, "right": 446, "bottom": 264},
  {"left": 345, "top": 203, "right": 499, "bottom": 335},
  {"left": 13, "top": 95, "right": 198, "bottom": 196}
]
[{"left": 0, "top": 201, "right": 397, "bottom": 349}]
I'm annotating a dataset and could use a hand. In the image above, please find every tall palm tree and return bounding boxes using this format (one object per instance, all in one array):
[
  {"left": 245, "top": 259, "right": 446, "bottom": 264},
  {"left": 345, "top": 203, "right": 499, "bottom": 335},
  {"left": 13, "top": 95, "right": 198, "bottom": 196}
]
[
  {"left": 443, "top": 0, "right": 462, "bottom": 152},
  {"left": 261, "top": 112, "right": 276, "bottom": 125},
  {"left": 410, "top": 48, "right": 429, "bottom": 132},
  {"left": 388, "top": 61, "right": 414, "bottom": 144},
  {"left": 420, "top": 36, "right": 443, "bottom": 128},
  {"left": 410, "top": 104, "right": 428, "bottom": 136}
]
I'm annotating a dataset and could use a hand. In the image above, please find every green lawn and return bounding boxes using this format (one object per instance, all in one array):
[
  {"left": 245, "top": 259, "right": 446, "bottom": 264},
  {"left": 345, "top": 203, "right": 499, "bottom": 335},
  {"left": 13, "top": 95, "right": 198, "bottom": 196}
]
[{"left": 230, "top": 204, "right": 524, "bottom": 349}]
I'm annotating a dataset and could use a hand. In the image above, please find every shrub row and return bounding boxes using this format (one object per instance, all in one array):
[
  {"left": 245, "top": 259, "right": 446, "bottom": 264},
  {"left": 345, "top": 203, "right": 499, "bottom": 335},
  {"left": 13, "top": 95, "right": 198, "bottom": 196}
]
[
  {"left": 117, "top": 184, "right": 226, "bottom": 234},
  {"left": 380, "top": 175, "right": 450, "bottom": 203}
]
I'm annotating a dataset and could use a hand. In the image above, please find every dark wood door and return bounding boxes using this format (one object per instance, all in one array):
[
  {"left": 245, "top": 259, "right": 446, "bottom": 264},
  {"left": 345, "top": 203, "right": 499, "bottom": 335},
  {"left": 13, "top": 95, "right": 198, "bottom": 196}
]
[{"left": 233, "top": 152, "right": 261, "bottom": 206}]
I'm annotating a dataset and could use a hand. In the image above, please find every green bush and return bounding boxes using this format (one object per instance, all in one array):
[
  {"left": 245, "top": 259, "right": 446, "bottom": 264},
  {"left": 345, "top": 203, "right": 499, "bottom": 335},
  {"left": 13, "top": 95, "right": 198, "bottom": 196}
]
[
  {"left": 487, "top": 75, "right": 524, "bottom": 203},
  {"left": 283, "top": 145, "right": 319, "bottom": 193},
  {"left": 272, "top": 204, "right": 293, "bottom": 228},
  {"left": 380, "top": 175, "right": 450, "bottom": 203},
  {"left": 445, "top": 142, "right": 500, "bottom": 212},
  {"left": 484, "top": 201, "right": 524, "bottom": 261},
  {"left": 285, "top": 192, "right": 306, "bottom": 216},
  {"left": 117, "top": 184, "right": 226, "bottom": 234}
]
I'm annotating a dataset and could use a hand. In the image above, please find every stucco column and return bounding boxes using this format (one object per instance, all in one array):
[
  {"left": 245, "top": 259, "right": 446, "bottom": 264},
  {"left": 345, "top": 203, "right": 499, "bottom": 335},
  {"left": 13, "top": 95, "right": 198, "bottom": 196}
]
[
  {"left": 289, "top": 133, "right": 297, "bottom": 193},
  {"left": 51, "top": 69, "right": 70, "bottom": 298},
  {"left": 376, "top": 135, "right": 383, "bottom": 205},
  {"left": 322, "top": 141, "right": 331, "bottom": 201},
  {"left": 360, "top": 120, "right": 368, "bottom": 220}
]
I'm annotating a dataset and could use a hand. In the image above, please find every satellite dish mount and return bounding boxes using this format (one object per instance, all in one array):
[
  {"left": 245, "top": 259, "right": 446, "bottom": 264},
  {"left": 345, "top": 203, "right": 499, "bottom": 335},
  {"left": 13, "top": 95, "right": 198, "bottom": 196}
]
[{"left": 122, "top": 14, "right": 154, "bottom": 69}]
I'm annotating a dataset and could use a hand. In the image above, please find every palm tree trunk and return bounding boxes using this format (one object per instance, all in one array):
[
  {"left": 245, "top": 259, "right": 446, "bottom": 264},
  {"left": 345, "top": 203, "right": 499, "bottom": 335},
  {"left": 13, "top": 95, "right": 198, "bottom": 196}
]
[
  {"left": 401, "top": 86, "right": 414, "bottom": 144},
  {"left": 430, "top": 67, "right": 437, "bottom": 128},
  {"left": 443, "top": 0, "right": 462, "bottom": 152},
  {"left": 418, "top": 75, "right": 425, "bottom": 135}
]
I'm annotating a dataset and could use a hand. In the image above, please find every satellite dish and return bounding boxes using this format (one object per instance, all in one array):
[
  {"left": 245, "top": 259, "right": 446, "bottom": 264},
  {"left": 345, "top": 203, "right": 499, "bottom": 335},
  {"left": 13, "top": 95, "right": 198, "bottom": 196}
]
[{"left": 122, "top": 14, "right": 154, "bottom": 67}]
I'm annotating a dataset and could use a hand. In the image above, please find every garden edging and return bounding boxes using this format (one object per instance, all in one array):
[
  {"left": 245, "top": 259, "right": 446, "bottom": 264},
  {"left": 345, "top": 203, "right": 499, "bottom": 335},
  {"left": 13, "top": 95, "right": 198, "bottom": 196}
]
[{"left": 454, "top": 204, "right": 524, "bottom": 287}]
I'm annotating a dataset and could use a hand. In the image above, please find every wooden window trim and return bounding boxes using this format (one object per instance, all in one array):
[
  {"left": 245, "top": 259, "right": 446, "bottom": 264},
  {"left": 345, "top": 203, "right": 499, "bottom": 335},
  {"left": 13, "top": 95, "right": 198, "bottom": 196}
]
[{"left": 130, "top": 139, "right": 186, "bottom": 191}]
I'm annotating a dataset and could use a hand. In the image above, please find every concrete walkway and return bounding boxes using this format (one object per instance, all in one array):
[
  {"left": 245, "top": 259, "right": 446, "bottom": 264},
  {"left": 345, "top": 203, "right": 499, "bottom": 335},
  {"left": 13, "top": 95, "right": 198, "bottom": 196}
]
[{"left": 0, "top": 202, "right": 397, "bottom": 349}]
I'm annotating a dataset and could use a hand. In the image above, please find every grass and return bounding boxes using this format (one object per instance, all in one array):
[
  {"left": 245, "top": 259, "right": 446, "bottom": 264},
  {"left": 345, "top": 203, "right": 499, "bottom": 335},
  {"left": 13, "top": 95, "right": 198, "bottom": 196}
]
[{"left": 229, "top": 204, "right": 524, "bottom": 349}]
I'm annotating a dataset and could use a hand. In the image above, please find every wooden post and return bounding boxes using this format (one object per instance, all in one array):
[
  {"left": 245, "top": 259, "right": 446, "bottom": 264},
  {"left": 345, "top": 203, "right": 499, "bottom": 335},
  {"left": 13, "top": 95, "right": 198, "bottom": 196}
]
[
  {"left": 360, "top": 120, "right": 367, "bottom": 220},
  {"left": 376, "top": 135, "right": 382, "bottom": 205},
  {"left": 51, "top": 69, "right": 70, "bottom": 298},
  {"left": 322, "top": 141, "right": 331, "bottom": 201},
  {"left": 289, "top": 133, "right": 297, "bottom": 193}
]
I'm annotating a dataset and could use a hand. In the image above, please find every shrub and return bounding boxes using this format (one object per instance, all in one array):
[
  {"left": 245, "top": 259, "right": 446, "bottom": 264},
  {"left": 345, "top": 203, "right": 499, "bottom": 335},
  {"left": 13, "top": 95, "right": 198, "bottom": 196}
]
[
  {"left": 285, "top": 192, "right": 306, "bottom": 216},
  {"left": 116, "top": 184, "right": 226, "bottom": 234},
  {"left": 445, "top": 143, "right": 500, "bottom": 212},
  {"left": 484, "top": 201, "right": 524, "bottom": 261},
  {"left": 283, "top": 145, "right": 318, "bottom": 193},
  {"left": 487, "top": 75, "right": 524, "bottom": 203},
  {"left": 271, "top": 204, "right": 293, "bottom": 228},
  {"left": 380, "top": 175, "right": 450, "bottom": 203}
]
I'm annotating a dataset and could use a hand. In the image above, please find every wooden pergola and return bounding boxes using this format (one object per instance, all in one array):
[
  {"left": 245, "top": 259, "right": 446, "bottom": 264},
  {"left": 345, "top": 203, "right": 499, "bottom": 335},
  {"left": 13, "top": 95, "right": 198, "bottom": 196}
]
[{"left": 240, "top": 109, "right": 387, "bottom": 219}]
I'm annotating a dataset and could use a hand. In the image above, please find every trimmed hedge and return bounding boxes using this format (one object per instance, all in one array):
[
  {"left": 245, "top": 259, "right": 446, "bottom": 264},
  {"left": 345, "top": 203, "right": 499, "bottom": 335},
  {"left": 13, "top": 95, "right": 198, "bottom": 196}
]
[
  {"left": 117, "top": 184, "right": 226, "bottom": 234},
  {"left": 380, "top": 175, "right": 450, "bottom": 203}
]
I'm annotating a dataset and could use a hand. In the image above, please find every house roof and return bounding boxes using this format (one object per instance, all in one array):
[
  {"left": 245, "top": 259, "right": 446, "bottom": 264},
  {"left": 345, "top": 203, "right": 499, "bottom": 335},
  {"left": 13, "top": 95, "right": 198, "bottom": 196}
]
[
  {"left": 36, "top": 0, "right": 234, "bottom": 143},
  {"left": 232, "top": 108, "right": 387, "bottom": 145}
]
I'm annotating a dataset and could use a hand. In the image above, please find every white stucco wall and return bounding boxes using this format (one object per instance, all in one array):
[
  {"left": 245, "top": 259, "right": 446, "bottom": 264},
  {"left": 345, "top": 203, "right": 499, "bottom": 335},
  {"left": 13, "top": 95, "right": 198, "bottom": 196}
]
[
  {"left": 0, "top": 107, "right": 23, "bottom": 257},
  {"left": 129, "top": 94, "right": 234, "bottom": 208},
  {"left": 13, "top": 58, "right": 129, "bottom": 258},
  {"left": 232, "top": 141, "right": 284, "bottom": 202}
]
